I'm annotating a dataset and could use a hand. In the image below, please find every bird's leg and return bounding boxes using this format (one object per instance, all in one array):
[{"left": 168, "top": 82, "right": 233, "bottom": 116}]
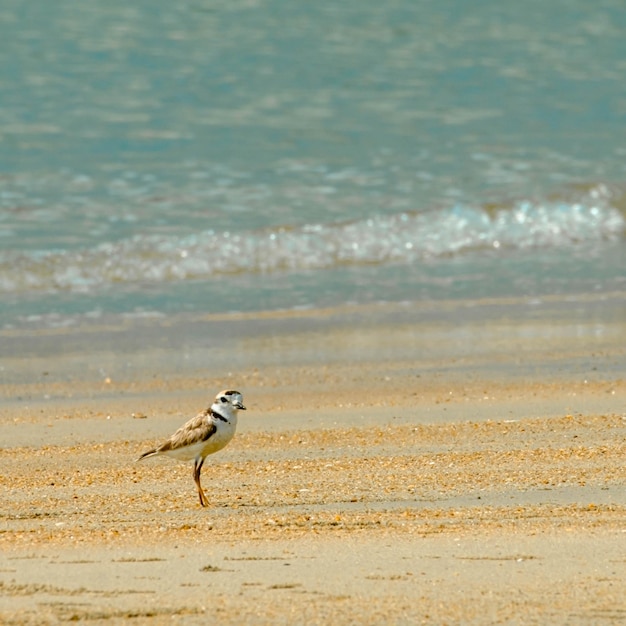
[{"left": 193, "top": 458, "right": 209, "bottom": 507}]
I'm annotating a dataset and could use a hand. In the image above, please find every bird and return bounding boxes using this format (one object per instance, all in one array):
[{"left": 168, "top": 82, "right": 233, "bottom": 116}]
[{"left": 137, "top": 389, "right": 246, "bottom": 507}]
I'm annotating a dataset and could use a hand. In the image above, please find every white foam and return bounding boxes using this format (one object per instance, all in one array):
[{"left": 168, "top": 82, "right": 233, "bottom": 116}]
[{"left": 0, "top": 201, "right": 623, "bottom": 294}]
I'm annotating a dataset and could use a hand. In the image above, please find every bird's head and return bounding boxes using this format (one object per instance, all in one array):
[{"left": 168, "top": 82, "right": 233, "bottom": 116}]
[{"left": 214, "top": 389, "right": 246, "bottom": 412}]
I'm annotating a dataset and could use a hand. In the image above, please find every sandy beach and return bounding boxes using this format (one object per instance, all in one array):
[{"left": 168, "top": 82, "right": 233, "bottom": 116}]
[{"left": 1, "top": 299, "right": 625, "bottom": 624}]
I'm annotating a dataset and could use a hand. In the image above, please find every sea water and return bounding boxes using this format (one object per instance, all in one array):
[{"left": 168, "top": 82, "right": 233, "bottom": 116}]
[{"left": 1, "top": 0, "right": 625, "bottom": 332}]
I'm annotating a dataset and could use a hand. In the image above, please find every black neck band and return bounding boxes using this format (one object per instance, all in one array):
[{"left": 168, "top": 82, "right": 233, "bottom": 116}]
[{"left": 212, "top": 410, "right": 229, "bottom": 423}]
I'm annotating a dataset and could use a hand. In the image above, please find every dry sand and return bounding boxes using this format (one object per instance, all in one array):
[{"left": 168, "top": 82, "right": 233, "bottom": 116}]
[{"left": 1, "top": 302, "right": 625, "bottom": 624}]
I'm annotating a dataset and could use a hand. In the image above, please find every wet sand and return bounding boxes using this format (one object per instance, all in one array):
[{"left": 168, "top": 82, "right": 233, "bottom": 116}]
[{"left": 1, "top": 299, "right": 625, "bottom": 624}]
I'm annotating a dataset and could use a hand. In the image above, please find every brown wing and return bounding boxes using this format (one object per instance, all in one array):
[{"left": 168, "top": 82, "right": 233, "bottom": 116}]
[{"left": 156, "top": 409, "right": 217, "bottom": 453}]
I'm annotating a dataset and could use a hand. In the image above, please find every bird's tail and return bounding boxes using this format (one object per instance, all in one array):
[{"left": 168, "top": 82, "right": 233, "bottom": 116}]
[{"left": 136, "top": 448, "right": 158, "bottom": 462}]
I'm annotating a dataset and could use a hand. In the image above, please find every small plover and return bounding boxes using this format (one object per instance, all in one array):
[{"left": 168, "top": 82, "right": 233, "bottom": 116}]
[{"left": 137, "top": 389, "right": 246, "bottom": 507}]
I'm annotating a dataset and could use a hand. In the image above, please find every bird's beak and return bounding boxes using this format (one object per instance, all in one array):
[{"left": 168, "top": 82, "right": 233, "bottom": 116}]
[{"left": 236, "top": 402, "right": 246, "bottom": 410}]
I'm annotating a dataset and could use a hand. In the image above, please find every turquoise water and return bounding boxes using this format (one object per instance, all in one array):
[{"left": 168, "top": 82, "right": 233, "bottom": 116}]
[{"left": 1, "top": 0, "right": 625, "bottom": 328}]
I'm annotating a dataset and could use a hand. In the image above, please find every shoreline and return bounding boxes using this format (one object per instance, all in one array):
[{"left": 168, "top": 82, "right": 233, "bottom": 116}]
[{"left": 1, "top": 290, "right": 625, "bottom": 397}]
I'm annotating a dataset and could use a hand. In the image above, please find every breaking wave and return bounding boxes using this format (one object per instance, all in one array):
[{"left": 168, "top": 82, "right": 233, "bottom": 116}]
[{"left": 1, "top": 200, "right": 624, "bottom": 294}]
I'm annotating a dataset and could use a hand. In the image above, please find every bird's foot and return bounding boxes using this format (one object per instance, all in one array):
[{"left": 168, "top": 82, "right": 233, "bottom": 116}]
[{"left": 198, "top": 489, "right": 210, "bottom": 507}]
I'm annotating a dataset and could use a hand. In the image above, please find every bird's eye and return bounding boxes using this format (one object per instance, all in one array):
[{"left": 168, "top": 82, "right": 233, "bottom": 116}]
[{"left": 220, "top": 396, "right": 228, "bottom": 403}]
